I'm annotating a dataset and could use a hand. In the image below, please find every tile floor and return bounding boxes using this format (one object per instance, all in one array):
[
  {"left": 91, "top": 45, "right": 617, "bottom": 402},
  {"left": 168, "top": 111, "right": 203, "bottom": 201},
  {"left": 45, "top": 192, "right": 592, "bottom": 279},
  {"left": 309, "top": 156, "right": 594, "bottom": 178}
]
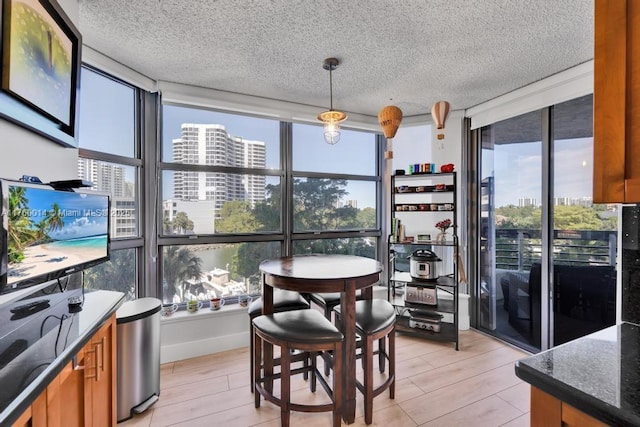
[{"left": 120, "top": 329, "right": 531, "bottom": 426}]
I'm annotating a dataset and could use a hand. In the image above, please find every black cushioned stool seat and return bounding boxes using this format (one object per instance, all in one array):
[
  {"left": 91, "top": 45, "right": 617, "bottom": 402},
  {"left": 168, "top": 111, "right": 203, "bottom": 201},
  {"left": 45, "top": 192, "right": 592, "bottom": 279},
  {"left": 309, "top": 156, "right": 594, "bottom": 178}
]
[
  {"left": 253, "top": 309, "right": 344, "bottom": 427},
  {"left": 248, "top": 290, "right": 309, "bottom": 393},
  {"left": 309, "top": 291, "right": 363, "bottom": 321},
  {"left": 335, "top": 299, "right": 396, "bottom": 425},
  {"left": 310, "top": 291, "right": 363, "bottom": 375}
]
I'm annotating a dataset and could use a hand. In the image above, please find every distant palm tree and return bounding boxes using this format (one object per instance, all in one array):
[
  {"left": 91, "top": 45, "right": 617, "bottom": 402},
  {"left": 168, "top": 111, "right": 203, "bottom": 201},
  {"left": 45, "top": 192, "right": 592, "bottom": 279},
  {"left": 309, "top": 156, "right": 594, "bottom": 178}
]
[
  {"left": 163, "top": 246, "right": 203, "bottom": 302},
  {"left": 84, "top": 250, "right": 136, "bottom": 300}
]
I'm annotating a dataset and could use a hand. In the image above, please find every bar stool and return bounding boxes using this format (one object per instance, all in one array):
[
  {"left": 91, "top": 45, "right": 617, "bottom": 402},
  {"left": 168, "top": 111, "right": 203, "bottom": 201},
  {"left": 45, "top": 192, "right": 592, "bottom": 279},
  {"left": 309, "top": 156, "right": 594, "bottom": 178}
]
[
  {"left": 334, "top": 299, "right": 396, "bottom": 425},
  {"left": 248, "top": 290, "right": 310, "bottom": 392},
  {"left": 308, "top": 291, "right": 363, "bottom": 321},
  {"left": 253, "top": 309, "right": 343, "bottom": 427},
  {"left": 309, "top": 291, "right": 363, "bottom": 376}
]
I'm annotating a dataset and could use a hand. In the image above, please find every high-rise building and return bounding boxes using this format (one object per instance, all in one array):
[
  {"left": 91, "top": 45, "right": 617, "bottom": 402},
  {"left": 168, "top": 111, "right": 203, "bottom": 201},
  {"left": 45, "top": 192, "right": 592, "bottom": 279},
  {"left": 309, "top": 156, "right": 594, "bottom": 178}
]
[
  {"left": 77, "top": 158, "right": 136, "bottom": 238},
  {"left": 172, "top": 124, "right": 266, "bottom": 211},
  {"left": 518, "top": 197, "right": 538, "bottom": 207}
]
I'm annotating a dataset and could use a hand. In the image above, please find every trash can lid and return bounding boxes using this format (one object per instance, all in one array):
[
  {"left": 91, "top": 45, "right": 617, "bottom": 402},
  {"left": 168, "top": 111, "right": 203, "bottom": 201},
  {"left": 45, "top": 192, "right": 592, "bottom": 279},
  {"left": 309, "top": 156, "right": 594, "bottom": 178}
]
[{"left": 116, "top": 297, "right": 162, "bottom": 324}]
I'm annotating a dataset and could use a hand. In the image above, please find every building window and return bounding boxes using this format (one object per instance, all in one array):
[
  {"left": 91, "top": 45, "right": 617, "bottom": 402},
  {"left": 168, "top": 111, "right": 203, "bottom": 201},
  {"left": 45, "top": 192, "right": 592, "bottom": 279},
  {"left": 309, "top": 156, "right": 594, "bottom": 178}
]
[{"left": 77, "top": 66, "right": 142, "bottom": 301}]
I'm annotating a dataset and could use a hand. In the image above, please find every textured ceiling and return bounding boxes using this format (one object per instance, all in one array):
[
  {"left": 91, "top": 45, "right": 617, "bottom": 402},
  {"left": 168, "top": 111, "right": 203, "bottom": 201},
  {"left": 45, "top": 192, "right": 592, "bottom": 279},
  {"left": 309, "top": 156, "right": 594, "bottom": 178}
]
[{"left": 78, "top": 0, "right": 594, "bottom": 119}]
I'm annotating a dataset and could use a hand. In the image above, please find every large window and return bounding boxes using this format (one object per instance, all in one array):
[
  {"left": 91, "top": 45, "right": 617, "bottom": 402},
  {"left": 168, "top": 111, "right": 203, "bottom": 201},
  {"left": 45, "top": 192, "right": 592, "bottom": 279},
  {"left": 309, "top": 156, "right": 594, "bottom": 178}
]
[
  {"left": 160, "top": 105, "right": 285, "bottom": 304},
  {"left": 159, "top": 110, "right": 382, "bottom": 304},
  {"left": 77, "top": 66, "right": 142, "bottom": 301},
  {"left": 291, "top": 123, "right": 380, "bottom": 261}
]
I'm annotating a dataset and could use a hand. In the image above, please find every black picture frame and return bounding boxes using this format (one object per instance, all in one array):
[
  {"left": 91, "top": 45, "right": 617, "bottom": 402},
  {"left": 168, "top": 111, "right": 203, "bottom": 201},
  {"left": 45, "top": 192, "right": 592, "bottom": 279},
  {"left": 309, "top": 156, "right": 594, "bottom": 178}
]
[{"left": 0, "top": 0, "right": 81, "bottom": 147}]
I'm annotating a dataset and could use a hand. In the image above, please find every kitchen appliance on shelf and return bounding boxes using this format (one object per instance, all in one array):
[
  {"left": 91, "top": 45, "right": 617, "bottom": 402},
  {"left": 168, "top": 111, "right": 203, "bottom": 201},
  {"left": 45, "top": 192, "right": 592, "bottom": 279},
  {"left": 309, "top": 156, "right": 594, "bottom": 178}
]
[
  {"left": 409, "top": 249, "right": 442, "bottom": 281},
  {"left": 409, "top": 310, "right": 443, "bottom": 332}
]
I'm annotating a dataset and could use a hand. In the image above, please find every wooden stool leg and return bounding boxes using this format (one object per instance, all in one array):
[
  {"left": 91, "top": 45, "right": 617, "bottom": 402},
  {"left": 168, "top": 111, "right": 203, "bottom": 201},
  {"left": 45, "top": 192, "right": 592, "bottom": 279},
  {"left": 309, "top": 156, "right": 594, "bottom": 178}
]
[
  {"left": 324, "top": 307, "right": 333, "bottom": 376},
  {"left": 389, "top": 330, "right": 396, "bottom": 399},
  {"left": 364, "top": 335, "right": 374, "bottom": 425},
  {"left": 254, "top": 331, "right": 262, "bottom": 408},
  {"left": 378, "top": 337, "right": 386, "bottom": 373},
  {"left": 250, "top": 322, "right": 255, "bottom": 393},
  {"left": 281, "top": 346, "right": 291, "bottom": 427},
  {"left": 332, "top": 343, "right": 343, "bottom": 427},
  {"left": 265, "top": 339, "right": 274, "bottom": 393},
  {"left": 311, "top": 352, "right": 317, "bottom": 392}
]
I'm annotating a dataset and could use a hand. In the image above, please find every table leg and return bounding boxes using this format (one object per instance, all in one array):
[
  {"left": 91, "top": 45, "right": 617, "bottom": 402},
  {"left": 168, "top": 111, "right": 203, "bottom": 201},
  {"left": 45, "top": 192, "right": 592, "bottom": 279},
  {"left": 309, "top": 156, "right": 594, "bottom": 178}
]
[
  {"left": 341, "top": 281, "right": 357, "bottom": 424},
  {"left": 262, "top": 274, "right": 274, "bottom": 393}
]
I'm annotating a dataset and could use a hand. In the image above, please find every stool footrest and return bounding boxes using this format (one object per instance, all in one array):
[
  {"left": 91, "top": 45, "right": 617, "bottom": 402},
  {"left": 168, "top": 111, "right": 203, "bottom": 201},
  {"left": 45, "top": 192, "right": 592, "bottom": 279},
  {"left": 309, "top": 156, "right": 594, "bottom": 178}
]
[{"left": 356, "top": 374, "right": 396, "bottom": 399}]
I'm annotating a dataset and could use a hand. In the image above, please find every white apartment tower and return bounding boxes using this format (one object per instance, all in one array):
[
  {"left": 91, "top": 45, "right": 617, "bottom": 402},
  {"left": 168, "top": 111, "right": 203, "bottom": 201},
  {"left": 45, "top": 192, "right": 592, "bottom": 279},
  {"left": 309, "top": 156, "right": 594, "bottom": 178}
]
[
  {"left": 172, "top": 124, "right": 266, "bottom": 211},
  {"left": 77, "top": 158, "right": 136, "bottom": 238}
]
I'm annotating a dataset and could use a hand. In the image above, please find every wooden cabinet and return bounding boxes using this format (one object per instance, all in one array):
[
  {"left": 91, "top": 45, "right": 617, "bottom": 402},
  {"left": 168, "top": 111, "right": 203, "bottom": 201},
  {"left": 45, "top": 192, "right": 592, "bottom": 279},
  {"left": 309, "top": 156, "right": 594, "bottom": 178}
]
[
  {"left": 13, "top": 314, "right": 116, "bottom": 427},
  {"left": 530, "top": 386, "right": 608, "bottom": 427},
  {"left": 82, "top": 314, "right": 117, "bottom": 426},
  {"left": 593, "top": 0, "right": 640, "bottom": 202}
]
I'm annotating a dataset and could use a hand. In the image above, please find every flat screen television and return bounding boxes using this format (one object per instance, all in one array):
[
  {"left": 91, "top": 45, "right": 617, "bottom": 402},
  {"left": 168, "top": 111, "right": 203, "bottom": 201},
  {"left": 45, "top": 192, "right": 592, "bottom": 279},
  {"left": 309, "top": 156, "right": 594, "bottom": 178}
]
[{"left": 0, "top": 179, "right": 110, "bottom": 295}]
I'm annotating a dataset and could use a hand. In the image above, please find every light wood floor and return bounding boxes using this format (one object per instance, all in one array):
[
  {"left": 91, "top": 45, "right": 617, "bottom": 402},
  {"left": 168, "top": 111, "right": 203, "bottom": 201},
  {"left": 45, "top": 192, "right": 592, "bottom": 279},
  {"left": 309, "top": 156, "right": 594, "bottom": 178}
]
[{"left": 120, "top": 329, "right": 531, "bottom": 426}]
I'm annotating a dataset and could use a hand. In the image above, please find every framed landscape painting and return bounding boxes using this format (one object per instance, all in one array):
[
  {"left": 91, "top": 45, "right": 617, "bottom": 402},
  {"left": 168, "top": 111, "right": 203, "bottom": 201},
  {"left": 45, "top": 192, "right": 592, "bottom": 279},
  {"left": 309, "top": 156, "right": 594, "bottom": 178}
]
[{"left": 0, "top": 0, "right": 81, "bottom": 147}]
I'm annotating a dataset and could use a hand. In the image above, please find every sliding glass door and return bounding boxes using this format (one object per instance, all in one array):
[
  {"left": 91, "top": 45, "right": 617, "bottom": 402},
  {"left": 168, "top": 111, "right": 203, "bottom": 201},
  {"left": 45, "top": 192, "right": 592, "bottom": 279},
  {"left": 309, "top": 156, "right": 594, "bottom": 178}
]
[
  {"left": 551, "top": 95, "right": 617, "bottom": 346},
  {"left": 478, "top": 111, "right": 543, "bottom": 352},
  {"left": 475, "top": 94, "right": 617, "bottom": 352}
]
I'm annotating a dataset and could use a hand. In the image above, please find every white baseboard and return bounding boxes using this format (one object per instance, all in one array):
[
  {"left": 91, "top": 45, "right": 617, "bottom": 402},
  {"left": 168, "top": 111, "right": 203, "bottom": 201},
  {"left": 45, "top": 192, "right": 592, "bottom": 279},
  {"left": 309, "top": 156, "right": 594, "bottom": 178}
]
[{"left": 160, "top": 330, "right": 249, "bottom": 364}]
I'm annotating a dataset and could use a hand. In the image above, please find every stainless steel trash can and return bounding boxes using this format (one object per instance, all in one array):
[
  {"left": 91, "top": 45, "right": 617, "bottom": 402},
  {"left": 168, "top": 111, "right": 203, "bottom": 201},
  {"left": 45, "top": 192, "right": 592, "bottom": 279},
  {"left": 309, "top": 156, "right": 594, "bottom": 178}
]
[{"left": 116, "top": 297, "right": 161, "bottom": 422}]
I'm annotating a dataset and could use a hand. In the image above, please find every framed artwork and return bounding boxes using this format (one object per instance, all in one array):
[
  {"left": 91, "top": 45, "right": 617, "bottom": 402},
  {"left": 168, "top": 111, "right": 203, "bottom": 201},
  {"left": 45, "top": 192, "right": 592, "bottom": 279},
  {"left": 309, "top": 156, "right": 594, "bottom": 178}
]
[{"left": 0, "top": 0, "right": 81, "bottom": 147}]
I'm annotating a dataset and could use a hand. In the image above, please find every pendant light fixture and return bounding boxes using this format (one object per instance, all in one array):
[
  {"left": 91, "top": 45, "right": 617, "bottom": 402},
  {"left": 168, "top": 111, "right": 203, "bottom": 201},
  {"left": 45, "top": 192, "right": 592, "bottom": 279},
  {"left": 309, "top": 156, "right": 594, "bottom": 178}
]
[
  {"left": 431, "top": 100, "right": 450, "bottom": 141},
  {"left": 317, "top": 57, "right": 347, "bottom": 145},
  {"left": 378, "top": 105, "right": 403, "bottom": 159}
]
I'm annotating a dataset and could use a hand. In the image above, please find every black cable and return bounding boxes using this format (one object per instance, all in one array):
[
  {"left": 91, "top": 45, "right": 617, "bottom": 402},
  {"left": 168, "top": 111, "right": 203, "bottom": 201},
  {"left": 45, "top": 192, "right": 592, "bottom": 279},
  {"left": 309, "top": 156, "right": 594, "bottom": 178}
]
[
  {"left": 39, "top": 313, "right": 73, "bottom": 357},
  {"left": 57, "top": 276, "right": 71, "bottom": 293}
]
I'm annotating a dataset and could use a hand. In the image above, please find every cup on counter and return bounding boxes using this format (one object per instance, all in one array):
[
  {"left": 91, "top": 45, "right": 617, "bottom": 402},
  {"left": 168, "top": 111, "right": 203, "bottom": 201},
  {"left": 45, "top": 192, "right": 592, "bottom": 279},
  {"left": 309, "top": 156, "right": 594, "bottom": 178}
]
[
  {"left": 186, "top": 300, "right": 203, "bottom": 313},
  {"left": 209, "top": 297, "right": 225, "bottom": 311},
  {"left": 238, "top": 294, "right": 254, "bottom": 308},
  {"left": 162, "top": 303, "right": 178, "bottom": 317}
]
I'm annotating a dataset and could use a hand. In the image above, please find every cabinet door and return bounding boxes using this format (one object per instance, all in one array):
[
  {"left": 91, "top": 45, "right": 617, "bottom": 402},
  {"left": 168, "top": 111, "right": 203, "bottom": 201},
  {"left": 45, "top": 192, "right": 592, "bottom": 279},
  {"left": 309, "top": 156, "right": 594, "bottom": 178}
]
[
  {"left": 83, "top": 315, "right": 116, "bottom": 427},
  {"left": 594, "top": 0, "right": 640, "bottom": 202},
  {"left": 562, "top": 403, "right": 608, "bottom": 427}
]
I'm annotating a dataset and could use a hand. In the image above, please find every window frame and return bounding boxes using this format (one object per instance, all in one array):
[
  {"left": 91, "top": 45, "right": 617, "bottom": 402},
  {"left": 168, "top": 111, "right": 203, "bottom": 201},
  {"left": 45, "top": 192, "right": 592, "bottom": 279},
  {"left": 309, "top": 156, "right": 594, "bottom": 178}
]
[{"left": 78, "top": 64, "right": 145, "bottom": 298}]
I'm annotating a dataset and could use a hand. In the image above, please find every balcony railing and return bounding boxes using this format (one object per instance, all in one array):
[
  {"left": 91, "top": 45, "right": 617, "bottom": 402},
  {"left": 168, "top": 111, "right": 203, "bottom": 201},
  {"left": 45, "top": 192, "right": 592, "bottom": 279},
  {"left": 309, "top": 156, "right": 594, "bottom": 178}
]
[{"left": 494, "top": 229, "right": 617, "bottom": 271}]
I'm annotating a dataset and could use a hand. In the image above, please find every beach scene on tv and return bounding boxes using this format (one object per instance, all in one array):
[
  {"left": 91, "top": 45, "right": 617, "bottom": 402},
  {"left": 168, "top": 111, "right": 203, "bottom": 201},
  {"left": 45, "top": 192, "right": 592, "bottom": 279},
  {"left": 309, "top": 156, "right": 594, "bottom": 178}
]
[{"left": 7, "top": 185, "right": 109, "bottom": 285}]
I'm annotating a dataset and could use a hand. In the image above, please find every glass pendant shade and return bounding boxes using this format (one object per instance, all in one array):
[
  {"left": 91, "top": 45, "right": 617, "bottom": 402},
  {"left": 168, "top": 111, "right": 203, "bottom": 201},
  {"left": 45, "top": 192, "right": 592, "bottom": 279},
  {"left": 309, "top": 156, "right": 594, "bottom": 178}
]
[
  {"left": 318, "top": 110, "right": 347, "bottom": 145},
  {"left": 318, "top": 58, "right": 347, "bottom": 144}
]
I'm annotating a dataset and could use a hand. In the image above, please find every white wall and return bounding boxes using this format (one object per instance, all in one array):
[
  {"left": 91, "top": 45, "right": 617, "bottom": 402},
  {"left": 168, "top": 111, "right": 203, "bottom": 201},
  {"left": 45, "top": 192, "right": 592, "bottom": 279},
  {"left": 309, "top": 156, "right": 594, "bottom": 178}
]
[
  {"left": 160, "top": 307, "right": 249, "bottom": 363},
  {"left": 0, "top": 0, "right": 79, "bottom": 181}
]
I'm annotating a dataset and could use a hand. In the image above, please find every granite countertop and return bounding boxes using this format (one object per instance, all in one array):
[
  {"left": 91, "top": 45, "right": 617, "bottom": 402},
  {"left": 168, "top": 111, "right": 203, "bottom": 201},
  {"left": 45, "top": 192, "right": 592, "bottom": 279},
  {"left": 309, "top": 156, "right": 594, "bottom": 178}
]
[
  {"left": 0, "top": 288, "right": 125, "bottom": 426},
  {"left": 515, "top": 322, "right": 640, "bottom": 426}
]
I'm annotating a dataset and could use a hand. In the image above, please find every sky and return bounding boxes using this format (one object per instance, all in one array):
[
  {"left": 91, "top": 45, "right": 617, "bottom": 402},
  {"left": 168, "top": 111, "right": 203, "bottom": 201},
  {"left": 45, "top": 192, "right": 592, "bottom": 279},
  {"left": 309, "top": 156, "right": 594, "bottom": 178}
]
[
  {"left": 78, "top": 67, "right": 436, "bottom": 211},
  {"left": 79, "top": 67, "right": 596, "bottom": 212},
  {"left": 161, "top": 105, "right": 407, "bottom": 209},
  {"left": 483, "top": 137, "right": 593, "bottom": 208}
]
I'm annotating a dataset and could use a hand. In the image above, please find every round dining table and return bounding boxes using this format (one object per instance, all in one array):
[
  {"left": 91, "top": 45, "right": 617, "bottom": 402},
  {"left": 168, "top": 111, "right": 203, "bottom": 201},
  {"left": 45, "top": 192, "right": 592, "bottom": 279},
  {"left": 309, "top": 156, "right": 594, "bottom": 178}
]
[{"left": 259, "top": 253, "right": 383, "bottom": 424}]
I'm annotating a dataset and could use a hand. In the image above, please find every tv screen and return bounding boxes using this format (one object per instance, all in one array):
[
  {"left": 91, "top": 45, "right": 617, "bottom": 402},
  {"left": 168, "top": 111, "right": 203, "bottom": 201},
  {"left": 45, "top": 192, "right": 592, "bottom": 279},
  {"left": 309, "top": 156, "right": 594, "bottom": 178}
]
[{"left": 0, "top": 179, "right": 110, "bottom": 294}]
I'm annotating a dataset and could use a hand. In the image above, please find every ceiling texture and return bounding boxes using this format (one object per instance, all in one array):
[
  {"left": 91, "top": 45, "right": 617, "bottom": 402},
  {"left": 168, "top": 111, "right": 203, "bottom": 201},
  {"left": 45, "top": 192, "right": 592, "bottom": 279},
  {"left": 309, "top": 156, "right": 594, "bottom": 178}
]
[{"left": 78, "top": 0, "right": 594, "bottom": 120}]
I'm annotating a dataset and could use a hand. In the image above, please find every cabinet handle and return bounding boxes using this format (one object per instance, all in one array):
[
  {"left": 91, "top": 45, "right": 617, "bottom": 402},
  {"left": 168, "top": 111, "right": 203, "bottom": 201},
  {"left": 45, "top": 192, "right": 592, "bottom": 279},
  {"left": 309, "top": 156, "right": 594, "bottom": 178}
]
[
  {"left": 75, "top": 348, "right": 97, "bottom": 380},
  {"left": 93, "top": 340, "right": 103, "bottom": 382},
  {"left": 100, "top": 336, "right": 106, "bottom": 373}
]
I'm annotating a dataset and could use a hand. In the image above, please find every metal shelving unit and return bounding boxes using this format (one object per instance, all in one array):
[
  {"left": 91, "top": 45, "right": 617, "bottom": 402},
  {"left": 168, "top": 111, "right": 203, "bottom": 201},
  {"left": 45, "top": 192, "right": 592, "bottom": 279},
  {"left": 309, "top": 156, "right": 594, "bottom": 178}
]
[{"left": 388, "top": 172, "right": 459, "bottom": 350}]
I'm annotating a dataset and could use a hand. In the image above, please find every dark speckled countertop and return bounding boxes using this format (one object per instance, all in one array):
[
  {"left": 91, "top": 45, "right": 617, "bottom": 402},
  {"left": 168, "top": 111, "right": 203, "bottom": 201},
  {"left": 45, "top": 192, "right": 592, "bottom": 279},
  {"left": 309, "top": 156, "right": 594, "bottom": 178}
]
[
  {"left": 515, "top": 322, "right": 640, "bottom": 426},
  {"left": 0, "top": 289, "right": 124, "bottom": 426}
]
